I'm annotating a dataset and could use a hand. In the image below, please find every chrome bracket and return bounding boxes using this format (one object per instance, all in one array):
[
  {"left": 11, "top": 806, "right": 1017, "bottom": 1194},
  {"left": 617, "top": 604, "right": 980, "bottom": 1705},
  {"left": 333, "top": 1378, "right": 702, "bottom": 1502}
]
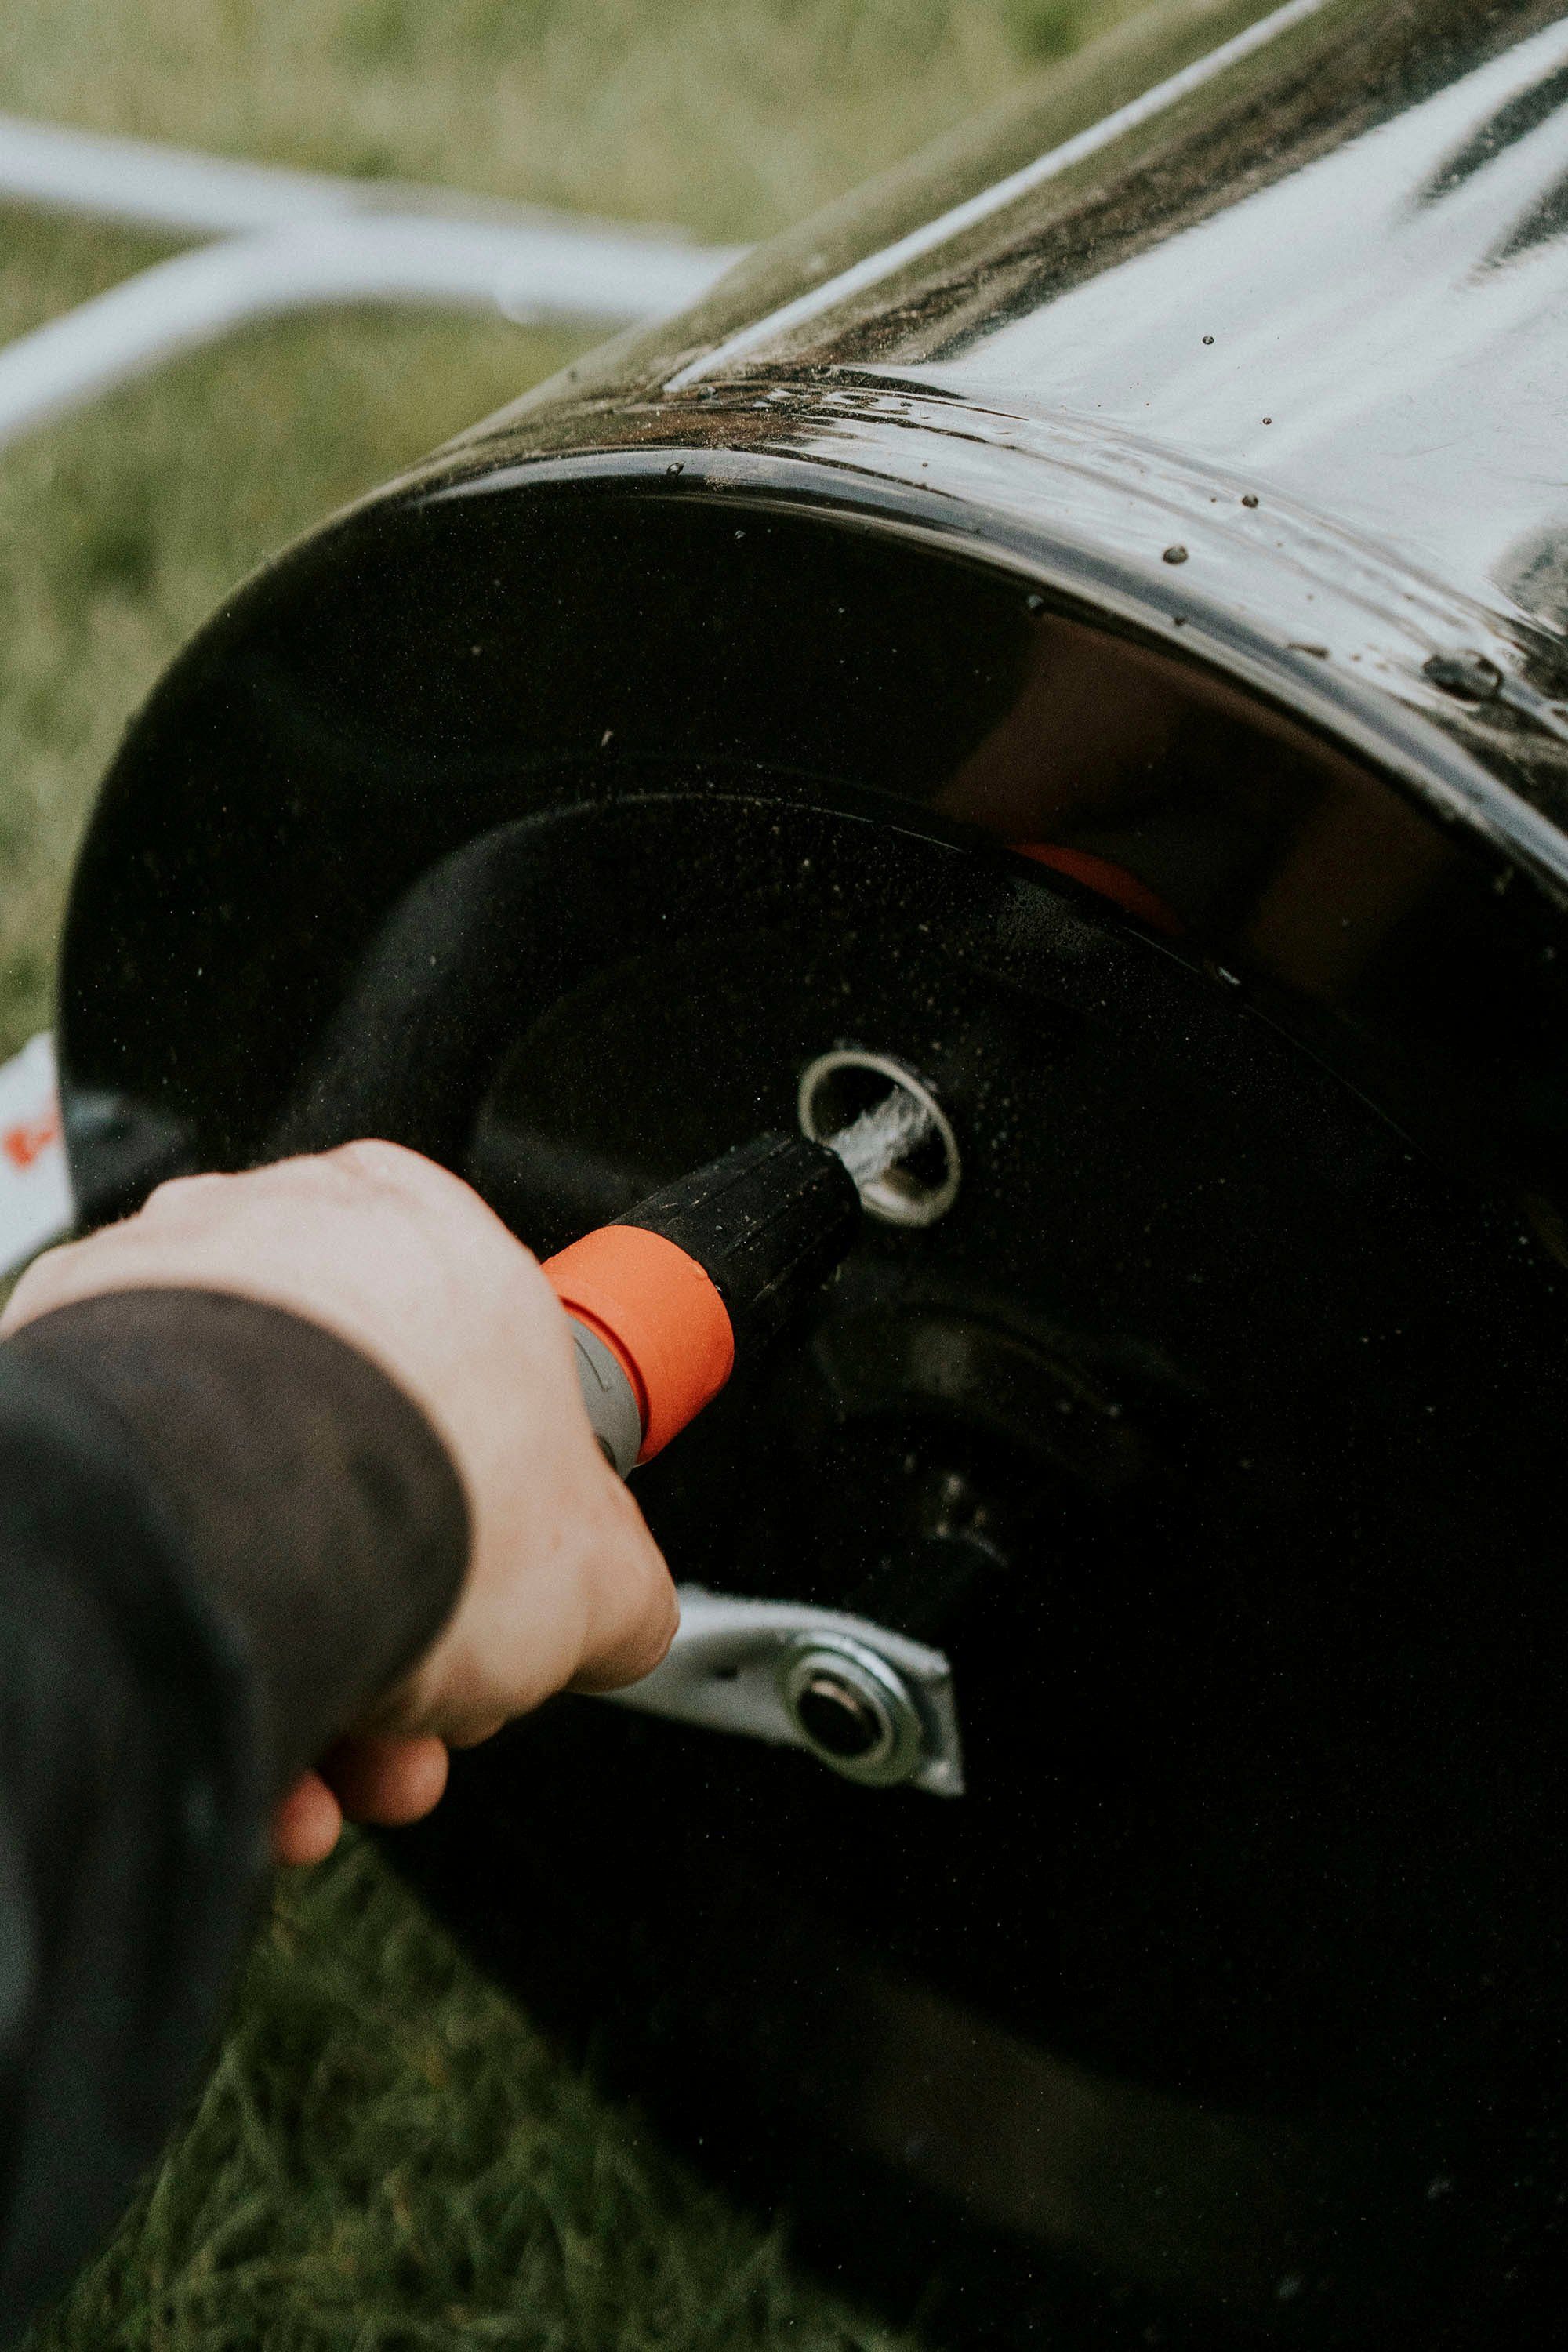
[{"left": 597, "top": 1585, "right": 964, "bottom": 1796}]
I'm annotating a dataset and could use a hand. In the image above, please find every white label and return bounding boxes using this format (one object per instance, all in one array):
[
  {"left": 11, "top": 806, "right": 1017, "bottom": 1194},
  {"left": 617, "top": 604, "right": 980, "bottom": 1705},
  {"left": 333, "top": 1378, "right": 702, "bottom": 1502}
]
[{"left": 0, "top": 1033, "right": 73, "bottom": 1276}]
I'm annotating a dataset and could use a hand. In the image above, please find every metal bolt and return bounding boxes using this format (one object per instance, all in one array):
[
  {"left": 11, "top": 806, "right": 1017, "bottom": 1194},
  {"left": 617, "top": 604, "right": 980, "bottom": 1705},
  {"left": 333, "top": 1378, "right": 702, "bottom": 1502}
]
[
  {"left": 779, "top": 1638, "right": 927, "bottom": 1788},
  {"left": 793, "top": 1671, "right": 887, "bottom": 1762}
]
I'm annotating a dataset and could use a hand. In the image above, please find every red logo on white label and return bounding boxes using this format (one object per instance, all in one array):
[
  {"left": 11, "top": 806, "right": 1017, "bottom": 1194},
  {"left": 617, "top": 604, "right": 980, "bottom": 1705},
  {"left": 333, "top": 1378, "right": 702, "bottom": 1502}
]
[{"left": 3, "top": 1111, "right": 60, "bottom": 1171}]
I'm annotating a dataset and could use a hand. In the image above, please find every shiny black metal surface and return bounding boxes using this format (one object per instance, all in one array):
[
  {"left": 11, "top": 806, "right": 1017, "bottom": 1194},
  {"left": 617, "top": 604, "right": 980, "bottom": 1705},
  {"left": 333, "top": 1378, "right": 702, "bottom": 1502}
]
[
  {"left": 453, "top": 0, "right": 1568, "bottom": 859},
  {"left": 53, "top": 0, "right": 1568, "bottom": 2340}
]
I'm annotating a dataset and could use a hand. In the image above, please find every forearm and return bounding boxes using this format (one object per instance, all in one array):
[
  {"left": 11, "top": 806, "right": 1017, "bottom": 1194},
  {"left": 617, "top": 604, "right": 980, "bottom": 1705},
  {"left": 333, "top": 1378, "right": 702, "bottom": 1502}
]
[
  {"left": 0, "top": 1288, "right": 470, "bottom": 2342},
  {"left": 8, "top": 1289, "right": 469, "bottom": 1795}
]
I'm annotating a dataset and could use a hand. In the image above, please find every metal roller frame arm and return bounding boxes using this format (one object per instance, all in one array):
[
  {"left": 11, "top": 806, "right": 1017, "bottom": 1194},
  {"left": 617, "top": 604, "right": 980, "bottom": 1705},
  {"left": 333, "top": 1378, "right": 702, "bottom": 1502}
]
[{"left": 0, "top": 111, "right": 742, "bottom": 452}]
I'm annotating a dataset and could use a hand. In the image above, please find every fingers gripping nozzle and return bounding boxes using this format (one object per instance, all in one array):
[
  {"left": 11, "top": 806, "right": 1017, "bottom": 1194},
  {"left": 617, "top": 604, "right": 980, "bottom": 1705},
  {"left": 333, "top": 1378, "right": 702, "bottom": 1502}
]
[{"left": 544, "top": 1132, "right": 861, "bottom": 1473}]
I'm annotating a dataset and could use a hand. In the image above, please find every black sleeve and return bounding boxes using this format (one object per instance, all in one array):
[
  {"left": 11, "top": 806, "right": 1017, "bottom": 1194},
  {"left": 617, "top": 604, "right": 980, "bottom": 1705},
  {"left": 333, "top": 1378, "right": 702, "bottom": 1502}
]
[{"left": 0, "top": 1288, "right": 469, "bottom": 2345}]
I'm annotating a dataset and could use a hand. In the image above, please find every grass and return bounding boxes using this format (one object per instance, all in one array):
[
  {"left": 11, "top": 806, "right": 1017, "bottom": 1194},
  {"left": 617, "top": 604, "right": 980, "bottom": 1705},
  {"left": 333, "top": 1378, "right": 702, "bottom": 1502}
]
[
  {"left": 0, "top": 1, "right": 1091, "bottom": 236},
  {"left": 0, "top": 2, "right": 1123, "bottom": 2344},
  {"left": 34, "top": 1840, "right": 902, "bottom": 2352}
]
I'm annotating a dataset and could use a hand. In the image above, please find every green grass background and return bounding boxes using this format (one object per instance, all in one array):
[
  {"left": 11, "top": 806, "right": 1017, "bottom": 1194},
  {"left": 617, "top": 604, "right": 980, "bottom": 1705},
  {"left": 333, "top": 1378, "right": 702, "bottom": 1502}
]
[{"left": 0, "top": 3, "right": 1117, "bottom": 2343}]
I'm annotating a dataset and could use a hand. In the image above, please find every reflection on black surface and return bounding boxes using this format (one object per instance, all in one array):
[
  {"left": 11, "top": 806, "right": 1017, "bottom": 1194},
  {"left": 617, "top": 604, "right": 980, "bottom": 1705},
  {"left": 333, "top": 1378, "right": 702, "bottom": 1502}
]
[{"left": 938, "top": 607, "right": 1457, "bottom": 1007}]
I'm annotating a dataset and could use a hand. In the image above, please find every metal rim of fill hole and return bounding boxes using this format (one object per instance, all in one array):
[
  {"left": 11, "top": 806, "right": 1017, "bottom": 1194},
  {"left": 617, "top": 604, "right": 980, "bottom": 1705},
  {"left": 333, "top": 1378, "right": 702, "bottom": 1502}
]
[
  {"left": 797, "top": 1050, "right": 960, "bottom": 1228},
  {"left": 778, "top": 1633, "right": 930, "bottom": 1787}
]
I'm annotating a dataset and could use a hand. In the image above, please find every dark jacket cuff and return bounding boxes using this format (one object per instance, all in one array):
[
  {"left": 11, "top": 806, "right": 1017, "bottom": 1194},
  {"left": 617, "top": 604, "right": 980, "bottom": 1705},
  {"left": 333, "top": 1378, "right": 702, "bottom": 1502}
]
[{"left": 6, "top": 1288, "right": 470, "bottom": 1795}]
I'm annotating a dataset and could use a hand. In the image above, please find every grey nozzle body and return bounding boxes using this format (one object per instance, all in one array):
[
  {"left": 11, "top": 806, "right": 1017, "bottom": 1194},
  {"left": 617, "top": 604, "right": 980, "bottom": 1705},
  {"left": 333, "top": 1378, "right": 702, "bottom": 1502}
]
[{"left": 568, "top": 1316, "right": 643, "bottom": 1476}]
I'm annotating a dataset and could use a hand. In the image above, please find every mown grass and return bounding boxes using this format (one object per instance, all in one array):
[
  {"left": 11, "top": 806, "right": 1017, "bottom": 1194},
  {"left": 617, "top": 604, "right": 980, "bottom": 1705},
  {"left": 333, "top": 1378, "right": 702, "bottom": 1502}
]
[
  {"left": 0, "top": 0, "right": 1089, "bottom": 235},
  {"left": 34, "top": 1840, "right": 904, "bottom": 2352},
  {"left": 0, "top": 2, "right": 1121, "bottom": 2344}
]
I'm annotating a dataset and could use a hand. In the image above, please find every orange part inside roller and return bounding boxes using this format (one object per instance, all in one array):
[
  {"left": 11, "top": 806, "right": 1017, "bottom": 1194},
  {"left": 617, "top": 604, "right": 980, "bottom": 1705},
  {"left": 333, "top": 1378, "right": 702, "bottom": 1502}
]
[{"left": 1013, "top": 843, "right": 1185, "bottom": 938}]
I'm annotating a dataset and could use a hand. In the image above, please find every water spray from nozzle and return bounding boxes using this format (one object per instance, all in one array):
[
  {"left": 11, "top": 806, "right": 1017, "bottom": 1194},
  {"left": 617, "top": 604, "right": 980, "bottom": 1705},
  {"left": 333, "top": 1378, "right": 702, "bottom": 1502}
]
[
  {"left": 826, "top": 1086, "right": 935, "bottom": 1192},
  {"left": 798, "top": 1050, "right": 960, "bottom": 1229},
  {"left": 544, "top": 1054, "right": 959, "bottom": 1478}
]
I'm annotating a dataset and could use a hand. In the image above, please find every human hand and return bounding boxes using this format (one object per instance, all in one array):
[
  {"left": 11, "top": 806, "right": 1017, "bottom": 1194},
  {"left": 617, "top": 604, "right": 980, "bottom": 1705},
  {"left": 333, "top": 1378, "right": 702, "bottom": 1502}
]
[{"left": 2, "top": 1141, "right": 677, "bottom": 1864}]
